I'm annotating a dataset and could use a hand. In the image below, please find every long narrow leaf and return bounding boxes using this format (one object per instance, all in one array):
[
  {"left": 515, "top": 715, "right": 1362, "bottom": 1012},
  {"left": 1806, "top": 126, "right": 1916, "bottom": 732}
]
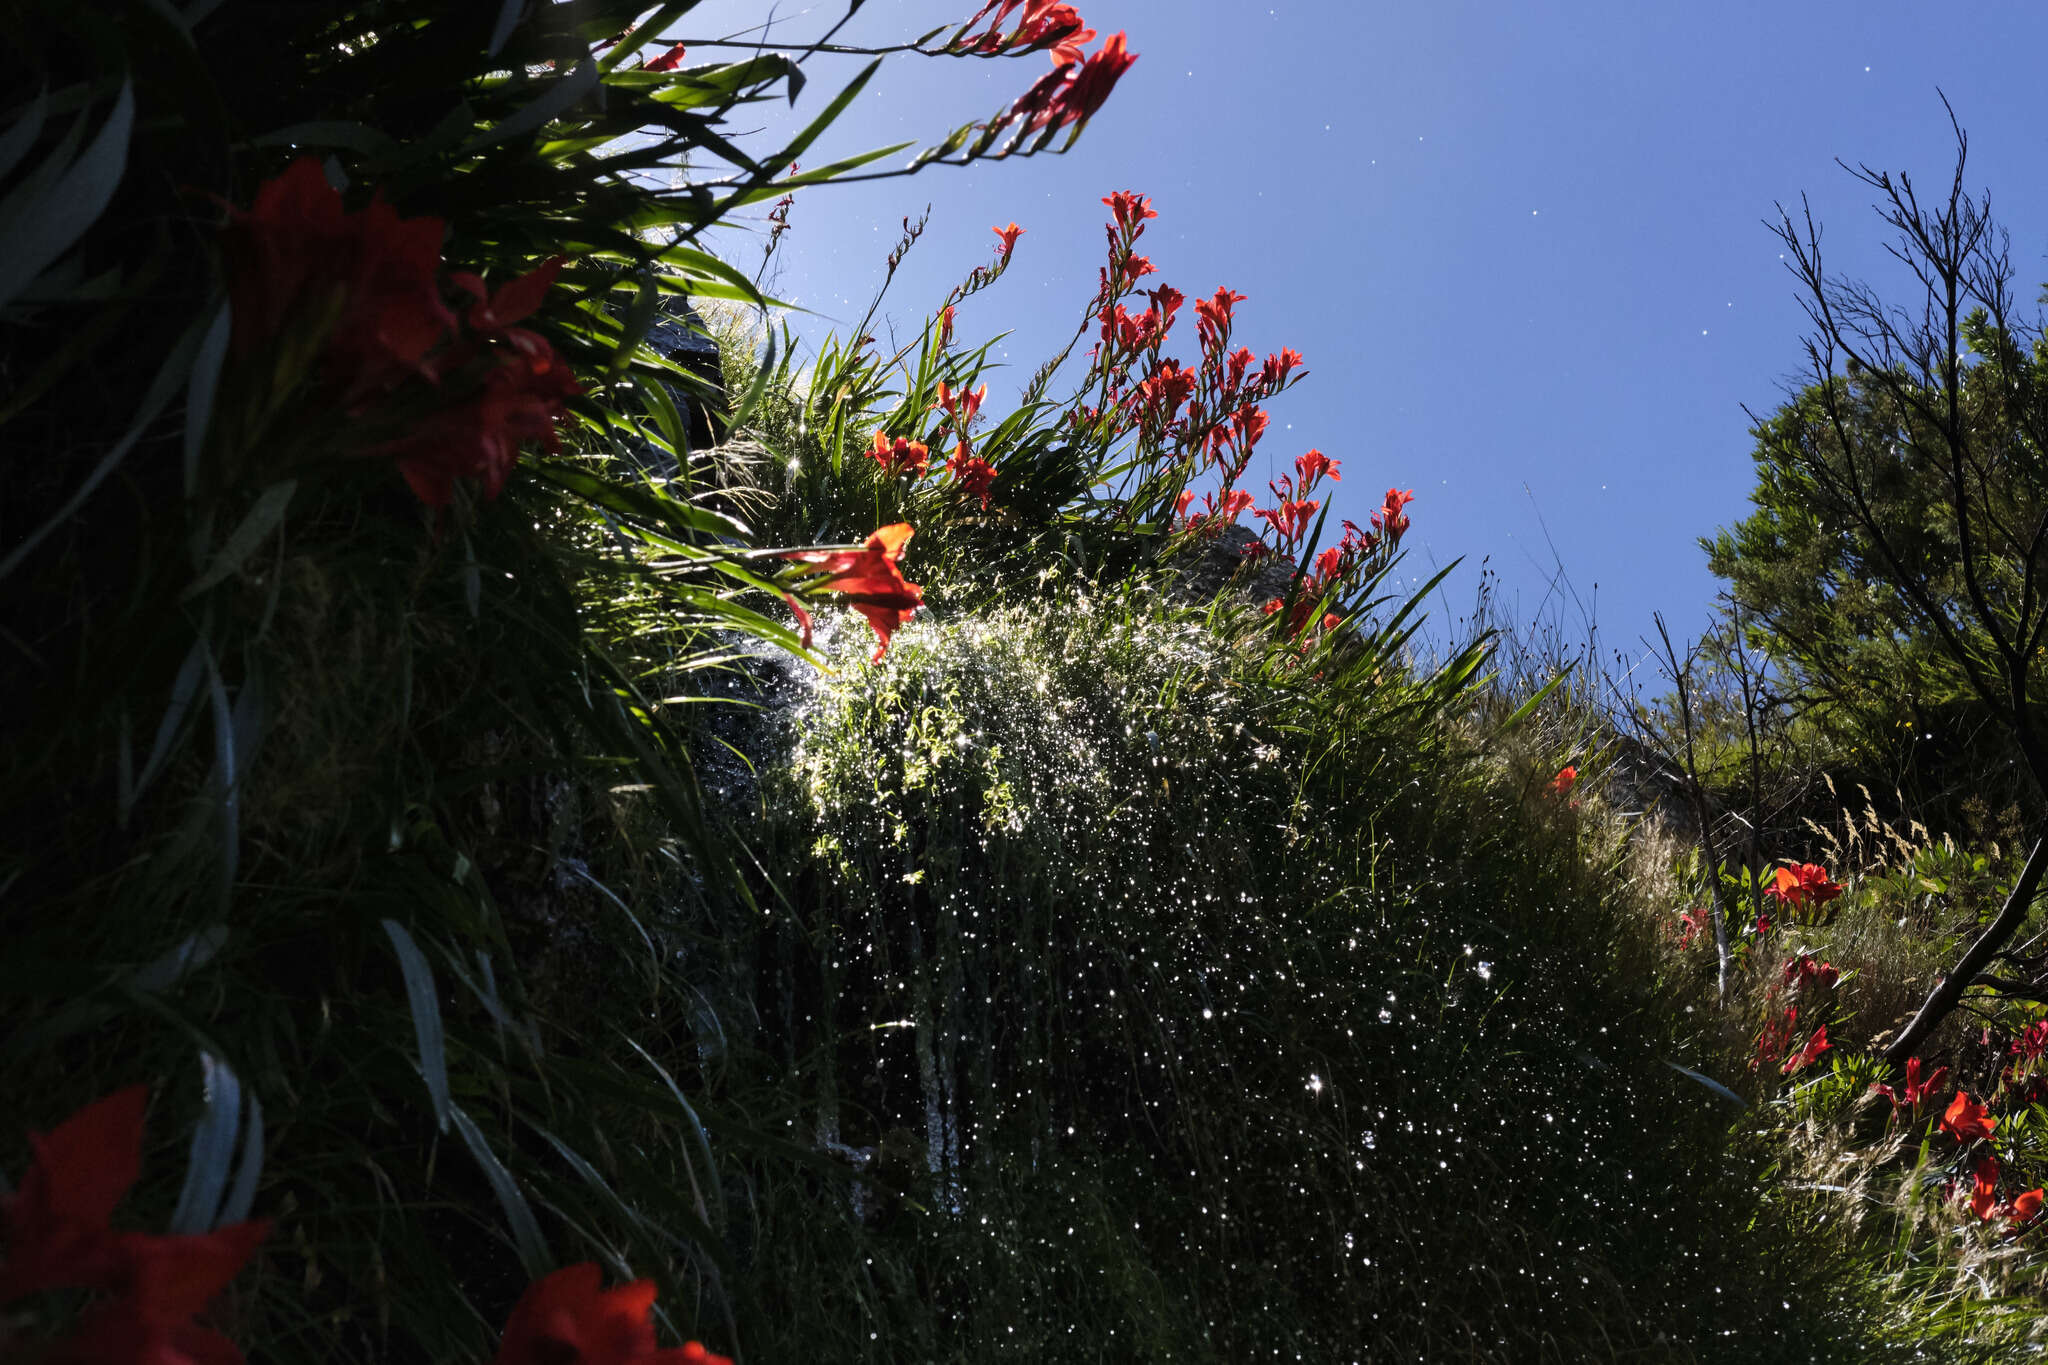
[{"left": 381, "top": 919, "right": 452, "bottom": 1132}]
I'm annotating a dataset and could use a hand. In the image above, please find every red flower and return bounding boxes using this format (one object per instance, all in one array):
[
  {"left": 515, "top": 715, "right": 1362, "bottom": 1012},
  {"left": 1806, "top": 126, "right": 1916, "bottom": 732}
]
[
  {"left": 1546, "top": 766, "right": 1578, "bottom": 798},
  {"left": 0, "top": 1086, "right": 146, "bottom": 1301},
  {"left": 1941, "top": 1089, "right": 1997, "bottom": 1144},
  {"left": 493, "top": 1263, "right": 732, "bottom": 1365},
  {"left": 948, "top": 446, "right": 999, "bottom": 510},
  {"left": 1263, "top": 347, "right": 1304, "bottom": 388},
  {"left": 4, "top": 1089, "right": 268, "bottom": 1365},
  {"left": 783, "top": 525, "right": 924, "bottom": 662},
  {"left": 1763, "top": 863, "right": 1843, "bottom": 911},
  {"left": 993, "top": 222, "right": 1025, "bottom": 258},
  {"left": 1102, "top": 190, "right": 1157, "bottom": 236},
  {"left": 1673, "top": 908, "right": 1706, "bottom": 950},
  {"left": 1059, "top": 30, "right": 1135, "bottom": 124},
  {"left": 1872, "top": 1056, "right": 1951, "bottom": 1118},
  {"left": 1781, "top": 953, "right": 1840, "bottom": 992},
  {"left": 1970, "top": 1157, "right": 2001, "bottom": 1221},
  {"left": 1374, "top": 487, "right": 1415, "bottom": 540},
  {"left": 1320, "top": 612, "right": 1343, "bottom": 634},
  {"left": 1780, "top": 1024, "right": 1832, "bottom": 1074},
  {"left": 1262, "top": 597, "right": 1284, "bottom": 616},
  {"left": 867, "top": 431, "right": 931, "bottom": 479},
  {"left": 1294, "top": 449, "right": 1340, "bottom": 490},
  {"left": 1194, "top": 287, "right": 1247, "bottom": 349},
  {"left": 938, "top": 305, "right": 956, "bottom": 348},
  {"left": 378, "top": 342, "right": 583, "bottom": 507},
  {"left": 449, "top": 256, "right": 568, "bottom": 338},
  {"left": 51, "top": 1222, "right": 272, "bottom": 1365},
  {"left": 221, "top": 156, "right": 454, "bottom": 408},
  {"left": 641, "top": 42, "right": 688, "bottom": 72},
  {"left": 2013, "top": 1188, "right": 2045, "bottom": 1224},
  {"left": 934, "top": 381, "right": 987, "bottom": 428}
]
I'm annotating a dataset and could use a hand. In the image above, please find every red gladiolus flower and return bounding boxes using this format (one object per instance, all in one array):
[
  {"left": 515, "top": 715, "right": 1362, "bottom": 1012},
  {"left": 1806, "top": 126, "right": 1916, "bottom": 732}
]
[
  {"left": 993, "top": 222, "right": 1025, "bottom": 258},
  {"left": 1970, "top": 1157, "right": 2001, "bottom": 1221},
  {"left": 2013, "top": 1188, "right": 2045, "bottom": 1224},
  {"left": 1262, "top": 597, "right": 1284, "bottom": 616},
  {"left": 867, "top": 431, "right": 931, "bottom": 479},
  {"left": 1546, "top": 766, "right": 1578, "bottom": 798},
  {"left": 1781, "top": 1024, "right": 1832, "bottom": 1074},
  {"left": 938, "top": 305, "right": 956, "bottom": 347},
  {"left": 0, "top": 1086, "right": 146, "bottom": 1301},
  {"left": 783, "top": 525, "right": 924, "bottom": 663},
  {"left": 1321, "top": 612, "right": 1343, "bottom": 634},
  {"left": 642, "top": 42, "right": 688, "bottom": 71},
  {"left": 493, "top": 1263, "right": 732, "bottom": 1365},
  {"left": 1942, "top": 1089, "right": 1997, "bottom": 1144},
  {"left": 1673, "top": 908, "right": 1706, "bottom": 950}
]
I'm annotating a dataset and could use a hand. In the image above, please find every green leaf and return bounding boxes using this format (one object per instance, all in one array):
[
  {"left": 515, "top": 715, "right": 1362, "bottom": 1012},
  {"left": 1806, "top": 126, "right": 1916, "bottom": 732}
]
[
  {"left": 450, "top": 1101, "right": 551, "bottom": 1276},
  {"left": 169, "top": 1052, "right": 242, "bottom": 1235},
  {"left": 381, "top": 919, "right": 451, "bottom": 1133},
  {"left": 183, "top": 480, "right": 296, "bottom": 600},
  {"left": 0, "top": 80, "right": 133, "bottom": 310},
  {"left": 465, "top": 59, "right": 601, "bottom": 152}
]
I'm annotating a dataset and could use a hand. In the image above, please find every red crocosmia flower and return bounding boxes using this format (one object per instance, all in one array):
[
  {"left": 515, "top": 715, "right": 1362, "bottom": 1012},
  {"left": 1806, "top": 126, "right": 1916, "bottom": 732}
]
[
  {"left": 493, "top": 1263, "right": 732, "bottom": 1365},
  {"left": 1546, "top": 766, "right": 1578, "bottom": 798},
  {"left": 992, "top": 222, "right": 1025, "bottom": 258},
  {"left": 1781, "top": 1024, "right": 1832, "bottom": 1074},
  {"left": 0, "top": 1086, "right": 146, "bottom": 1301},
  {"left": 783, "top": 525, "right": 924, "bottom": 663},
  {"left": 1313, "top": 546, "right": 1345, "bottom": 584},
  {"left": 1262, "top": 597, "right": 1284, "bottom": 616},
  {"left": 1942, "top": 1089, "right": 1997, "bottom": 1143},
  {"left": 1969, "top": 1157, "right": 2001, "bottom": 1221},
  {"left": 2013, "top": 1188, "right": 2045, "bottom": 1224},
  {"left": 1673, "top": 908, "right": 1706, "bottom": 950},
  {"left": 1321, "top": 612, "right": 1343, "bottom": 634},
  {"left": 938, "top": 305, "right": 956, "bottom": 348},
  {"left": 867, "top": 431, "right": 931, "bottom": 480},
  {"left": 641, "top": 42, "right": 688, "bottom": 71}
]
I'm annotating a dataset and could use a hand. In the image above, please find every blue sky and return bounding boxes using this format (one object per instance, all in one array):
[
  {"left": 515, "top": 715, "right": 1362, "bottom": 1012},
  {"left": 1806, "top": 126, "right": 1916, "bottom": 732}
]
[{"left": 682, "top": 1, "right": 2048, "bottom": 659}]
